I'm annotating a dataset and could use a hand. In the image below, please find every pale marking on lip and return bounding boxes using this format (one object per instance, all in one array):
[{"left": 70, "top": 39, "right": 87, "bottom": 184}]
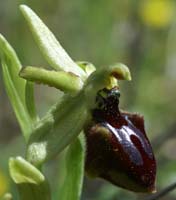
[{"left": 104, "top": 122, "right": 143, "bottom": 165}]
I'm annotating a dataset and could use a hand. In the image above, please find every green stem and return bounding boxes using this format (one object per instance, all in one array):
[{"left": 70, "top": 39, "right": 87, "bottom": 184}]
[{"left": 17, "top": 181, "right": 51, "bottom": 200}]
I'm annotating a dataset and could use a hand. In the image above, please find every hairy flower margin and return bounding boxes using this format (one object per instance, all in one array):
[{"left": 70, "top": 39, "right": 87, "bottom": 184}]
[{"left": 0, "top": 4, "right": 156, "bottom": 200}]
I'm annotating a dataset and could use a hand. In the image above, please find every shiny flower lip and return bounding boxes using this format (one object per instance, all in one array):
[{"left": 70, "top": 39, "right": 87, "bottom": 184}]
[{"left": 84, "top": 87, "right": 156, "bottom": 193}]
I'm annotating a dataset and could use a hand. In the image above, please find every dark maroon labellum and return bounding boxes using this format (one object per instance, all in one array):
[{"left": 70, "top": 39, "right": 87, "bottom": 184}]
[{"left": 84, "top": 87, "right": 156, "bottom": 193}]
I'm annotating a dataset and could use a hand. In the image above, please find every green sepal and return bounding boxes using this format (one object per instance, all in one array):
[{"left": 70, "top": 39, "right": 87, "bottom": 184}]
[
  {"left": 26, "top": 92, "right": 88, "bottom": 167},
  {"left": 20, "top": 5, "right": 86, "bottom": 79}
]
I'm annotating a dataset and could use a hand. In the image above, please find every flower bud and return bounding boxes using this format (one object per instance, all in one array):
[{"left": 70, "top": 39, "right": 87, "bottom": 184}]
[{"left": 84, "top": 87, "right": 156, "bottom": 193}]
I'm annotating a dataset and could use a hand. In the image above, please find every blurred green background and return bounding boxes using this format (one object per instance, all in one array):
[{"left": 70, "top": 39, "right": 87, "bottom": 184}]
[{"left": 0, "top": 0, "right": 176, "bottom": 199}]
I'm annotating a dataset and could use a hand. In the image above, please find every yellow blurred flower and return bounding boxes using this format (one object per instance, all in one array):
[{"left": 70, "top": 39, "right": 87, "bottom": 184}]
[
  {"left": 0, "top": 170, "right": 8, "bottom": 197},
  {"left": 139, "top": 0, "right": 173, "bottom": 28}
]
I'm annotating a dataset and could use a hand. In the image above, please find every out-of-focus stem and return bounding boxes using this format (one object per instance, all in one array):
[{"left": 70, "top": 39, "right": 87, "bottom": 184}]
[{"left": 144, "top": 182, "right": 176, "bottom": 200}]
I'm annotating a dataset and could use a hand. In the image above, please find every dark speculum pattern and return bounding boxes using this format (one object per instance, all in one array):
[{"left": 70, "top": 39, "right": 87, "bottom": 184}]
[{"left": 84, "top": 87, "right": 156, "bottom": 193}]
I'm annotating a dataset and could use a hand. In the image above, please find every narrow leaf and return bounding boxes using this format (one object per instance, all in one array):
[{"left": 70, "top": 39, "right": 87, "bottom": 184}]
[
  {"left": 0, "top": 34, "right": 32, "bottom": 140},
  {"left": 60, "top": 133, "right": 85, "bottom": 200},
  {"left": 0, "top": 34, "right": 26, "bottom": 102},
  {"left": 20, "top": 66, "right": 83, "bottom": 93},
  {"left": 20, "top": 5, "right": 86, "bottom": 79}
]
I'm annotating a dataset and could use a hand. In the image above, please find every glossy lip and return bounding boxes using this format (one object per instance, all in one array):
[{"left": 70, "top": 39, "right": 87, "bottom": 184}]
[
  {"left": 85, "top": 87, "right": 156, "bottom": 193},
  {"left": 104, "top": 117, "right": 156, "bottom": 188},
  {"left": 85, "top": 116, "right": 156, "bottom": 192},
  {"left": 106, "top": 122, "right": 144, "bottom": 166}
]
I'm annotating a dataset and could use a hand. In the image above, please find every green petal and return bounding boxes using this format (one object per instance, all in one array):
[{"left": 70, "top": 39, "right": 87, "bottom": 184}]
[
  {"left": 20, "top": 5, "right": 86, "bottom": 79},
  {"left": 20, "top": 66, "right": 83, "bottom": 93}
]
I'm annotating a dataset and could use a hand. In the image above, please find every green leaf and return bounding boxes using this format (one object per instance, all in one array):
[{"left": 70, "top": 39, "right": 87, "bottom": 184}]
[
  {"left": 20, "top": 66, "right": 84, "bottom": 93},
  {"left": 26, "top": 92, "right": 88, "bottom": 167},
  {"left": 20, "top": 5, "right": 86, "bottom": 79},
  {"left": 9, "top": 157, "right": 51, "bottom": 200},
  {"left": 0, "top": 34, "right": 32, "bottom": 140},
  {"left": 25, "top": 81, "right": 39, "bottom": 123},
  {"left": 59, "top": 133, "right": 85, "bottom": 200}
]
